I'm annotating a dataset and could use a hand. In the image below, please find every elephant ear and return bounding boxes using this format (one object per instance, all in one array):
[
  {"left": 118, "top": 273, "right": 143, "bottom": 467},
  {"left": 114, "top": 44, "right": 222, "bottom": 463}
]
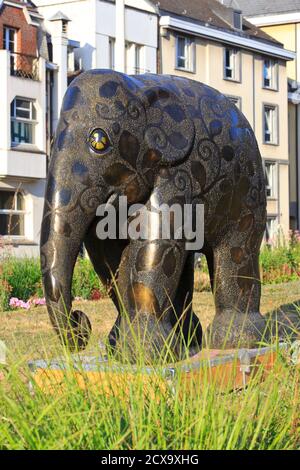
[{"left": 142, "top": 86, "right": 195, "bottom": 165}]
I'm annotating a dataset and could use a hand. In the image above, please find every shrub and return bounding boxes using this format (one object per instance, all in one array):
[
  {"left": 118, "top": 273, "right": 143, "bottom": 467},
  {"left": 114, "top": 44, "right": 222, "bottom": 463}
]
[
  {"left": 260, "top": 231, "right": 300, "bottom": 284},
  {"left": 0, "top": 257, "right": 43, "bottom": 310},
  {"left": 72, "top": 257, "right": 107, "bottom": 300},
  {"left": 0, "top": 256, "right": 107, "bottom": 311}
]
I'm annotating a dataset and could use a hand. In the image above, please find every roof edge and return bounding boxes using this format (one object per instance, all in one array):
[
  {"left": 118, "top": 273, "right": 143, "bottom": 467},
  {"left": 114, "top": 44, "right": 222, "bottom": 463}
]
[{"left": 160, "top": 15, "right": 295, "bottom": 60}]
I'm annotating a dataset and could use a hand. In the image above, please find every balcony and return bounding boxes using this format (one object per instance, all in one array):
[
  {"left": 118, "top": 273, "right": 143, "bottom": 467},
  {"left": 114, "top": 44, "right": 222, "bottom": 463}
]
[
  {"left": 9, "top": 52, "right": 40, "bottom": 81},
  {"left": 0, "top": 50, "right": 46, "bottom": 180},
  {"left": 126, "top": 67, "right": 151, "bottom": 75}
]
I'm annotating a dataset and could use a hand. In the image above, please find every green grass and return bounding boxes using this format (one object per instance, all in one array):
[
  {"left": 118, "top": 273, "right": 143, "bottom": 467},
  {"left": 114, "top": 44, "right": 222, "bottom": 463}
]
[
  {"left": 0, "top": 282, "right": 299, "bottom": 450},
  {"left": 0, "top": 350, "right": 299, "bottom": 450}
]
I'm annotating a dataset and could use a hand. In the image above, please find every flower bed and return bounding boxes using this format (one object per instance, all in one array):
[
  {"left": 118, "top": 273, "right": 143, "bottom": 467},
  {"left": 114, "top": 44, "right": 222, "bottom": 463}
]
[{"left": 1, "top": 231, "right": 300, "bottom": 310}]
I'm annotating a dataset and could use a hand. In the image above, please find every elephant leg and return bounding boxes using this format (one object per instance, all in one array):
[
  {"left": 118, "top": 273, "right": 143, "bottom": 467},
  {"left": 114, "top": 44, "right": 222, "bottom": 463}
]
[
  {"left": 170, "top": 253, "right": 202, "bottom": 357},
  {"left": 114, "top": 239, "right": 194, "bottom": 363},
  {"left": 84, "top": 220, "right": 129, "bottom": 347},
  {"left": 206, "top": 223, "right": 268, "bottom": 349}
]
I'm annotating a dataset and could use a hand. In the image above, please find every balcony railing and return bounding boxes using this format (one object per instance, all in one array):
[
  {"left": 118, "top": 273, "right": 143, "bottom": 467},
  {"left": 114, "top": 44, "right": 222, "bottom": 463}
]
[
  {"left": 10, "top": 52, "right": 39, "bottom": 81},
  {"left": 126, "top": 67, "right": 151, "bottom": 75}
]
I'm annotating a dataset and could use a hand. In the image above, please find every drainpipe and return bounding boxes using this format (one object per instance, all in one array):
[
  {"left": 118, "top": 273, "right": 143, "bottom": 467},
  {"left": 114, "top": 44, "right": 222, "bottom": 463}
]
[
  {"left": 288, "top": 86, "right": 300, "bottom": 230},
  {"left": 297, "top": 103, "right": 300, "bottom": 229},
  {"left": 296, "top": 24, "right": 300, "bottom": 229},
  {"left": 49, "top": 13, "right": 69, "bottom": 131},
  {"left": 115, "top": 0, "right": 125, "bottom": 73}
]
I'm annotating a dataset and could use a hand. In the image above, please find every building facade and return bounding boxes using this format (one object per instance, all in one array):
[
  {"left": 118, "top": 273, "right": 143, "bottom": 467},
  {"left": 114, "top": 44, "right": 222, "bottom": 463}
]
[
  {"left": 34, "top": 0, "right": 158, "bottom": 127},
  {"left": 0, "top": 0, "right": 158, "bottom": 257},
  {"left": 156, "top": 0, "right": 294, "bottom": 240},
  {"left": 0, "top": 0, "right": 295, "bottom": 256},
  {"left": 0, "top": 0, "right": 47, "bottom": 256},
  {"left": 221, "top": 2, "right": 300, "bottom": 232}
]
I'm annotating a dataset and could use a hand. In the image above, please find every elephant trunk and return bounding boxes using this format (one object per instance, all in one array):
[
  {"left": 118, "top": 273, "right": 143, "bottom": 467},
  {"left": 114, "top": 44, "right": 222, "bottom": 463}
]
[
  {"left": 42, "top": 235, "right": 91, "bottom": 351},
  {"left": 40, "top": 158, "right": 104, "bottom": 350},
  {"left": 41, "top": 209, "right": 93, "bottom": 350}
]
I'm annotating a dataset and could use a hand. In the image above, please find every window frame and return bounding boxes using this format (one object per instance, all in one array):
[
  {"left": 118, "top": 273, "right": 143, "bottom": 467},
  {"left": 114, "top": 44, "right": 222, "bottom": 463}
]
[
  {"left": 265, "top": 216, "right": 277, "bottom": 243},
  {"left": 175, "top": 35, "right": 196, "bottom": 73},
  {"left": 263, "top": 58, "right": 278, "bottom": 91},
  {"left": 0, "top": 190, "right": 26, "bottom": 238},
  {"left": 226, "top": 95, "right": 242, "bottom": 111},
  {"left": 263, "top": 103, "right": 279, "bottom": 145},
  {"left": 233, "top": 11, "right": 242, "bottom": 30},
  {"left": 223, "top": 47, "right": 241, "bottom": 82},
  {"left": 109, "top": 37, "right": 115, "bottom": 70},
  {"left": 3, "top": 26, "right": 17, "bottom": 53},
  {"left": 134, "top": 44, "right": 142, "bottom": 74},
  {"left": 264, "top": 161, "right": 278, "bottom": 199},
  {"left": 10, "top": 97, "right": 36, "bottom": 146}
]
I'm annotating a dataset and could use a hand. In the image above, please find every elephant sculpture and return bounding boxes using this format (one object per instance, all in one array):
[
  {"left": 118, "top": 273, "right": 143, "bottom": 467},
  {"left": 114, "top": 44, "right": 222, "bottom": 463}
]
[{"left": 40, "top": 70, "right": 267, "bottom": 362}]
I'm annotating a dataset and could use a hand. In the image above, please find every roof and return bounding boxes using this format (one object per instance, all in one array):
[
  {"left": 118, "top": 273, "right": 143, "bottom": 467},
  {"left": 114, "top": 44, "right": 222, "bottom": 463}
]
[
  {"left": 49, "top": 10, "right": 70, "bottom": 22},
  {"left": 0, "top": 0, "right": 38, "bottom": 12},
  {"left": 221, "top": 0, "right": 300, "bottom": 17},
  {"left": 155, "top": 0, "right": 282, "bottom": 45}
]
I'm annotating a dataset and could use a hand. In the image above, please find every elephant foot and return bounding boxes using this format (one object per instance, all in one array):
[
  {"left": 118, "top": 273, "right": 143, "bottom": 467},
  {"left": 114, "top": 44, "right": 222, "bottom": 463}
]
[
  {"left": 109, "top": 312, "right": 200, "bottom": 364},
  {"left": 205, "top": 310, "right": 269, "bottom": 349},
  {"left": 64, "top": 310, "right": 92, "bottom": 351}
]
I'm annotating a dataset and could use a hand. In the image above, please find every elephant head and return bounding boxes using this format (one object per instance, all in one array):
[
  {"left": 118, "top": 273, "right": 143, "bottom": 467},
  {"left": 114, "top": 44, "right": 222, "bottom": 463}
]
[{"left": 40, "top": 70, "right": 195, "bottom": 351}]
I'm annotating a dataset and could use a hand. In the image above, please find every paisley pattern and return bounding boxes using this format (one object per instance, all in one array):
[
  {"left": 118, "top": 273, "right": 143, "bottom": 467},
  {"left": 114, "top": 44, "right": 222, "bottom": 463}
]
[{"left": 40, "top": 70, "right": 267, "bottom": 359}]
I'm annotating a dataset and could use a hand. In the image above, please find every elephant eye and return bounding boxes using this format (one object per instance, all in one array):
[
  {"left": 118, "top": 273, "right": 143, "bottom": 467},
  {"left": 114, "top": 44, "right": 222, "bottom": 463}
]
[{"left": 89, "top": 128, "right": 111, "bottom": 154}]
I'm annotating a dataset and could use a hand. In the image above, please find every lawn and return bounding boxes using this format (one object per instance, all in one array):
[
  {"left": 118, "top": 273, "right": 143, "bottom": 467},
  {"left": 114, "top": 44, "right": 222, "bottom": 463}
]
[
  {"left": 2, "top": 280, "right": 300, "bottom": 358},
  {"left": 0, "top": 281, "right": 299, "bottom": 449}
]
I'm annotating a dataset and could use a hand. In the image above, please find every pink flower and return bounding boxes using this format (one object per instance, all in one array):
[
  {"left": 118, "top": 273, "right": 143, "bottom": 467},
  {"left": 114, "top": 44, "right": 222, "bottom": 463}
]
[
  {"left": 9, "top": 297, "right": 19, "bottom": 308},
  {"left": 21, "top": 301, "right": 31, "bottom": 310},
  {"left": 32, "top": 298, "right": 46, "bottom": 306},
  {"left": 9, "top": 297, "right": 32, "bottom": 310}
]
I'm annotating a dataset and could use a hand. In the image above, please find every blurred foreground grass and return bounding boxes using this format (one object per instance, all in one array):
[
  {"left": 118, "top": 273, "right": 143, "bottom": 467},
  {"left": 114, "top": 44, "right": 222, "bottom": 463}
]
[{"left": 0, "top": 281, "right": 299, "bottom": 449}]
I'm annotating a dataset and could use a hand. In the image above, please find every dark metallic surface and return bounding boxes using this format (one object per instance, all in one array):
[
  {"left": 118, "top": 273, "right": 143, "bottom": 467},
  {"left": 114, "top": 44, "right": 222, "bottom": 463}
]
[{"left": 40, "top": 70, "right": 267, "bottom": 362}]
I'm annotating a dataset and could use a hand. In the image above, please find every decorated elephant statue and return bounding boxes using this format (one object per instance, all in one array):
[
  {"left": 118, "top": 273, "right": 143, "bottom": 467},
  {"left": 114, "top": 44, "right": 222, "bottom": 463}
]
[{"left": 40, "top": 70, "right": 267, "bottom": 362}]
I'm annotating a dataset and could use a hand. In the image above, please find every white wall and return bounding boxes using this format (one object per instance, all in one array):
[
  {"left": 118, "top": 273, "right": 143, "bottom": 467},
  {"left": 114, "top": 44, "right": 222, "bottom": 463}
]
[
  {"left": 0, "top": 50, "right": 46, "bottom": 179},
  {"left": 0, "top": 51, "right": 47, "bottom": 156},
  {"left": 0, "top": 50, "right": 46, "bottom": 257},
  {"left": 36, "top": 0, "right": 158, "bottom": 72},
  {"left": 125, "top": 7, "right": 157, "bottom": 46}
]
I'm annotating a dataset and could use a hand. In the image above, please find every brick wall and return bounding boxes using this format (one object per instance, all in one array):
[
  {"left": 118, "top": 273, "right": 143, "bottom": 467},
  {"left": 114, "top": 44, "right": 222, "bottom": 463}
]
[{"left": 0, "top": 5, "right": 37, "bottom": 56}]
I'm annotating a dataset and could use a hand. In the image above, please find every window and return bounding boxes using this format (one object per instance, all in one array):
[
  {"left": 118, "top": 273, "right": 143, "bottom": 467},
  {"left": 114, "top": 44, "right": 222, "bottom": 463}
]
[
  {"left": 134, "top": 44, "right": 142, "bottom": 74},
  {"left": 224, "top": 48, "right": 240, "bottom": 81},
  {"left": 67, "top": 47, "right": 75, "bottom": 72},
  {"left": 265, "top": 217, "right": 277, "bottom": 242},
  {"left": 3, "top": 26, "right": 17, "bottom": 52},
  {"left": 176, "top": 35, "right": 195, "bottom": 72},
  {"left": 263, "top": 59, "right": 278, "bottom": 90},
  {"left": 10, "top": 98, "right": 36, "bottom": 145},
  {"left": 0, "top": 191, "right": 25, "bottom": 237},
  {"left": 263, "top": 105, "right": 278, "bottom": 144},
  {"left": 125, "top": 42, "right": 146, "bottom": 74},
  {"left": 233, "top": 11, "right": 242, "bottom": 30},
  {"left": 227, "top": 95, "right": 241, "bottom": 110},
  {"left": 264, "top": 161, "right": 277, "bottom": 198},
  {"left": 109, "top": 37, "right": 115, "bottom": 70}
]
